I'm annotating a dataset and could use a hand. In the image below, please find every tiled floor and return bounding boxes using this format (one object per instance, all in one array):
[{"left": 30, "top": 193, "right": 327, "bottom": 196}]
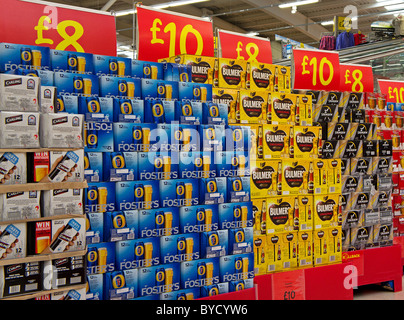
[{"left": 353, "top": 277, "right": 404, "bottom": 300}]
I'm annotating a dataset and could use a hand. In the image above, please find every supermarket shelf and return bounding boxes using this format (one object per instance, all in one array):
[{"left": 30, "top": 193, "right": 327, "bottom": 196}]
[
  {"left": 0, "top": 181, "right": 88, "bottom": 194},
  {"left": 1, "top": 283, "right": 87, "bottom": 300},
  {"left": 0, "top": 249, "right": 87, "bottom": 267},
  {"left": 197, "top": 288, "right": 256, "bottom": 300},
  {"left": 0, "top": 148, "right": 84, "bottom": 153},
  {"left": 0, "top": 213, "right": 85, "bottom": 226}
]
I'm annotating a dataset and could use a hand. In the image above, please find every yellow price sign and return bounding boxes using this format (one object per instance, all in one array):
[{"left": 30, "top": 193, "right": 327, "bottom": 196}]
[{"left": 340, "top": 64, "right": 373, "bottom": 93}]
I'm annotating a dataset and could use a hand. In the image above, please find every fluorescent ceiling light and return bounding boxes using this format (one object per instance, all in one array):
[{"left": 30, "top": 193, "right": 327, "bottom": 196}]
[
  {"left": 153, "top": 0, "right": 210, "bottom": 9},
  {"left": 278, "top": 0, "right": 319, "bottom": 9},
  {"left": 115, "top": 0, "right": 209, "bottom": 16},
  {"left": 385, "top": 4, "right": 404, "bottom": 10},
  {"left": 321, "top": 20, "right": 334, "bottom": 26},
  {"left": 246, "top": 32, "right": 259, "bottom": 36}
]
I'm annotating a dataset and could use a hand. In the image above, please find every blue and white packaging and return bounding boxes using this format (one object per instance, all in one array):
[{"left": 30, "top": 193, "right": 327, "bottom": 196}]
[
  {"left": 85, "top": 182, "right": 116, "bottom": 214},
  {"left": 115, "top": 237, "right": 160, "bottom": 270},
  {"left": 115, "top": 180, "right": 160, "bottom": 211},
  {"left": 160, "top": 288, "right": 201, "bottom": 300},
  {"left": 138, "top": 263, "right": 180, "bottom": 297},
  {"left": 113, "top": 98, "right": 144, "bottom": 123},
  {"left": 162, "top": 63, "right": 192, "bottom": 82},
  {"left": 199, "top": 125, "right": 226, "bottom": 152},
  {"left": 175, "top": 100, "right": 202, "bottom": 125},
  {"left": 54, "top": 71, "right": 99, "bottom": 97},
  {"left": 160, "top": 233, "right": 200, "bottom": 264},
  {"left": 93, "top": 55, "right": 131, "bottom": 77},
  {"left": 179, "top": 204, "right": 219, "bottom": 233},
  {"left": 200, "top": 282, "right": 229, "bottom": 297},
  {"left": 86, "top": 211, "right": 104, "bottom": 244},
  {"left": 104, "top": 269, "right": 138, "bottom": 300},
  {"left": 86, "top": 274, "right": 104, "bottom": 300},
  {"left": 103, "top": 152, "right": 138, "bottom": 182},
  {"left": 113, "top": 122, "right": 158, "bottom": 152},
  {"left": 138, "top": 151, "right": 179, "bottom": 180},
  {"left": 0, "top": 43, "right": 51, "bottom": 72},
  {"left": 6, "top": 68, "right": 54, "bottom": 86},
  {"left": 200, "top": 230, "right": 229, "bottom": 258},
  {"left": 157, "top": 123, "right": 200, "bottom": 153},
  {"left": 202, "top": 102, "right": 228, "bottom": 125},
  {"left": 84, "top": 121, "right": 114, "bottom": 152},
  {"left": 215, "top": 151, "right": 250, "bottom": 177},
  {"left": 132, "top": 60, "right": 164, "bottom": 80},
  {"left": 78, "top": 96, "right": 113, "bottom": 122},
  {"left": 227, "top": 176, "right": 250, "bottom": 203},
  {"left": 141, "top": 78, "right": 179, "bottom": 100},
  {"left": 225, "top": 125, "right": 251, "bottom": 152},
  {"left": 180, "top": 257, "right": 220, "bottom": 289},
  {"left": 87, "top": 242, "right": 116, "bottom": 274},
  {"left": 159, "top": 179, "right": 199, "bottom": 207},
  {"left": 50, "top": 50, "right": 94, "bottom": 74},
  {"left": 219, "top": 253, "right": 254, "bottom": 283},
  {"left": 144, "top": 98, "right": 175, "bottom": 123},
  {"left": 84, "top": 152, "right": 103, "bottom": 183},
  {"left": 199, "top": 177, "right": 227, "bottom": 204},
  {"left": 179, "top": 151, "right": 216, "bottom": 179},
  {"left": 100, "top": 76, "right": 141, "bottom": 99},
  {"left": 104, "top": 210, "right": 138, "bottom": 242},
  {"left": 56, "top": 95, "right": 78, "bottom": 113},
  {"left": 218, "top": 202, "right": 254, "bottom": 229},
  {"left": 228, "top": 227, "right": 253, "bottom": 255},
  {"left": 138, "top": 207, "right": 180, "bottom": 238},
  {"left": 229, "top": 279, "right": 254, "bottom": 292},
  {"left": 178, "top": 81, "right": 212, "bottom": 102}
]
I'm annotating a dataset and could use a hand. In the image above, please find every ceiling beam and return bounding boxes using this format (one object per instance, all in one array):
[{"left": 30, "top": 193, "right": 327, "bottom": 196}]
[{"left": 240, "top": 0, "right": 329, "bottom": 41}]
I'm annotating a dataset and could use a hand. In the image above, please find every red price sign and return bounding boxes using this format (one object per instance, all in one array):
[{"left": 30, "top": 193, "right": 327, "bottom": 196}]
[
  {"left": 0, "top": 0, "right": 117, "bottom": 55},
  {"left": 292, "top": 48, "right": 340, "bottom": 91},
  {"left": 340, "top": 63, "right": 374, "bottom": 93},
  {"left": 378, "top": 79, "right": 404, "bottom": 103},
  {"left": 136, "top": 5, "right": 215, "bottom": 62},
  {"left": 272, "top": 269, "right": 305, "bottom": 300},
  {"left": 217, "top": 29, "right": 272, "bottom": 64}
]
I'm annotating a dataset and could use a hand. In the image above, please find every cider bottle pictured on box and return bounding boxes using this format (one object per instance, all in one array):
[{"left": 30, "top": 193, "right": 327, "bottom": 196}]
[
  {"left": 246, "top": 62, "right": 251, "bottom": 89},
  {"left": 295, "top": 99, "right": 300, "bottom": 126},
  {"left": 289, "top": 126, "right": 294, "bottom": 158},
  {"left": 307, "top": 204, "right": 312, "bottom": 220},
  {"left": 308, "top": 162, "right": 314, "bottom": 194},
  {"left": 267, "top": 93, "right": 272, "bottom": 124},
  {"left": 257, "top": 126, "right": 263, "bottom": 159},
  {"left": 274, "top": 67, "right": 279, "bottom": 92},
  {"left": 276, "top": 161, "right": 282, "bottom": 195},
  {"left": 318, "top": 129, "right": 323, "bottom": 159},
  {"left": 260, "top": 200, "right": 267, "bottom": 235},
  {"left": 293, "top": 197, "right": 299, "bottom": 231},
  {"left": 235, "top": 91, "right": 241, "bottom": 123},
  {"left": 213, "top": 59, "right": 219, "bottom": 87},
  {"left": 338, "top": 195, "right": 343, "bottom": 226}
]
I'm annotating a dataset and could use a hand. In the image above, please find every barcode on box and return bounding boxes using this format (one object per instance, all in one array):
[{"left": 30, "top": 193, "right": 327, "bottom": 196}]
[
  {"left": 329, "top": 255, "right": 335, "bottom": 262},
  {"left": 316, "top": 258, "right": 322, "bottom": 264},
  {"left": 283, "top": 261, "right": 290, "bottom": 269},
  {"left": 315, "top": 188, "right": 321, "bottom": 194},
  {"left": 267, "top": 264, "right": 275, "bottom": 272},
  {"left": 329, "top": 187, "right": 335, "bottom": 193},
  {"left": 300, "top": 259, "right": 306, "bottom": 266},
  {"left": 9, "top": 285, "right": 20, "bottom": 294},
  {"left": 301, "top": 223, "right": 307, "bottom": 230}
]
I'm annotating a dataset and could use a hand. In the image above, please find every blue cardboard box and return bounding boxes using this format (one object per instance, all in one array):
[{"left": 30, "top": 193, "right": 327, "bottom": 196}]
[
  {"left": 175, "top": 100, "right": 202, "bottom": 125},
  {"left": 78, "top": 96, "right": 113, "bottom": 122},
  {"left": 50, "top": 49, "right": 94, "bottom": 74},
  {"left": 103, "top": 152, "right": 138, "bottom": 182},
  {"left": 86, "top": 241, "right": 116, "bottom": 275},
  {"left": 218, "top": 202, "right": 254, "bottom": 229},
  {"left": 199, "top": 177, "right": 227, "bottom": 204},
  {"left": 85, "top": 182, "right": 116, "bottom": 214},
  {"left": 144, "top": 98, "right": 175, "bottom": 123},
  {"left": 84, "top": 121, "right": 114, "bottom": 152},
  {"left": 113, "top": 122, "right": 158, "bottom": 152},
  {"left": 104, "top": 269, "right": 138, "bottom": 300},
  {"left": 219, "top": 253, "right": 254, "bottom": 283},
  {"left": 179, "top": 151, "right": 216, "bottom": 179},
  {"left": 104, "top": 210, "right": 138, "bottom": 242},
  {"left": 160, "top": 288, "right": 200, "bottom": 300},
  {"left": 157, "top": 123, "right": 200, "bottom": 153},
  {"left": 228, "top": 227, "right": 253, "bottom": 255},
  {"left": 56, "top": 95, "right": 78, "bottom": 113},
  {"left": 138, "top": 263, "right": 181, "bottom": 297},
  {"left": 138, "top": 151, "right": 179, "bottom": 180},
  {"left": 99, "top": 75, "right": 141, "bottom": 99},
  {"left": 115, "top": 237, "right": 160, "bottom": 270},
  {"left": 141, "top": 78, "right": 179, "bottom": 100},
  {"left": 200, "top": 230, "right": 229, "bottom": 258},
  {"left": 180, "top": 257, "right": 220, "bottom": 289},
  {"left": 113, "top": 98, "right": 144, "bottom": 123},
  {"left": 179, "top": 204, "right": 219, "bottom": 233},
  {"left": 162, "top": 63, "right": 192, "bottom": 82},
  {"left": 178, "top": 81, "right": 212, "bottom": 102},
  {"left": 132, "top": 60, "right": 164, "bottom": 80},
  {"left": 86, "top": 211, "right": 104, "bottom": 244},
  {"left": 84, "top": 152, "right": 103, "bottom": 183},
  {"left": 160, "top": 233, "right": 200, "bottom": 264},
  {"left": 115, "top": 180, "right": 160, "bottom": 211},
  {"left": 86, "top": 274, "right": 104, "bottom": 300},
  {"left": 159, "top": 179, "right": 200, "bottom": 207},
  {"left": 199, "top": 124, "right": 226, "bottom": 152},
  {"left": 202, "top": 102, "right": 228, "bottom": 125},
  {"left": 227, "top": 176, "right": 250, "bottom": 203},
  {"left": 93, "top": 54, "right": 131, "bottom": 77},
  {"left": 54, "top": 71, "right": 99, "bottom": 97},
  {"left": 138, "top": 207, "right": 180, "bottom": 238}
]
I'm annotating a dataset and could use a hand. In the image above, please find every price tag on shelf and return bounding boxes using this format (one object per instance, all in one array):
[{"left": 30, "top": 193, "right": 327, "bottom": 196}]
[
  {"left": 292, "top": 48, "right": 340, "bottom": 91},
  {"left": 378, "top": 79, "right": 404, "bottom": 103},
  {"left": 339, "top": 63, "right": 374, "bottom": 93},
  {"left": 136, "top": 5, "right": 215, "bottom": 62},
  {"left": 217, "top": 29, "right": 272, "bottom": 64},
  {"left": 271, "top": 269, "right": 305, "bottom": 300}
]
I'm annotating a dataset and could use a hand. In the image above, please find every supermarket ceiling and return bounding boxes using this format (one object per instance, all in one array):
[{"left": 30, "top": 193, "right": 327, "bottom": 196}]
[{"left": 43, "top": 0, "right": 402, "bottom": 50}]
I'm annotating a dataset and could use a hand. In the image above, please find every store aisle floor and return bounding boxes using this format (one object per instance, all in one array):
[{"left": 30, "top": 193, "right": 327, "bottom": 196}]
[{"left": 353, "top": 276, "right": 404, "bottom": 300}]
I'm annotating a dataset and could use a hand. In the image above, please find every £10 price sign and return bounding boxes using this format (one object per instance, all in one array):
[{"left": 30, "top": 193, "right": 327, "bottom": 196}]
[
  {"left": 217, "top": 29, "right": 272, "bottom": 64},
  {"left": 378, "top": 79, "right": 404, "bottom": 103},
  {"left": 292, "top": 48, "right": 340, "bottom": 91},
  {"left": 136, "top": 5, "right": 215, "bottom": 62},
  {"left": 339, "top": 64, "right": 374, "bottom": 93}
]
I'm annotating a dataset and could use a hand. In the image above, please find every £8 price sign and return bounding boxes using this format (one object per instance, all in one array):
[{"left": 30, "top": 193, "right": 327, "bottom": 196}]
[
  {"left": 339, "top": 64, "right": 374, "bottom": 93},
  {"left": 136, "top": 5, "right": 215, "bottom": 62},
  {"left": 292, "top": 48, "right": 340, "bottom": 91},
  {"left": 378, "top": 79, "right": 404, "bottom": 103}
]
